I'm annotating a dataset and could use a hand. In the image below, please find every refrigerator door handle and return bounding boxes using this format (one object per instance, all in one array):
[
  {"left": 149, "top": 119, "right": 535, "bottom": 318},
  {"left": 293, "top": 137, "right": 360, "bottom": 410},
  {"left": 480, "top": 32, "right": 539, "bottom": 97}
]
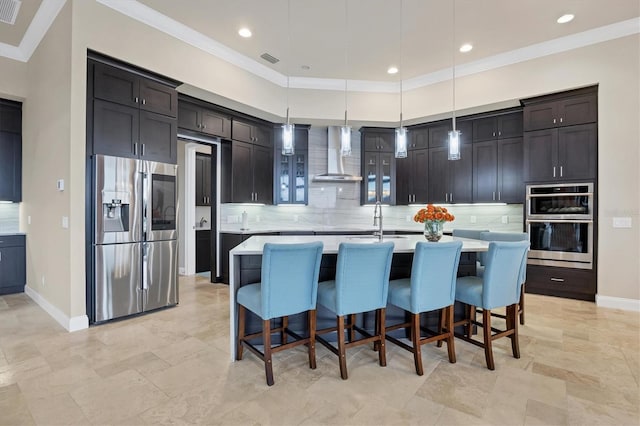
[{"left": 141, "top": 167, "right": 149, "bottom": 241}]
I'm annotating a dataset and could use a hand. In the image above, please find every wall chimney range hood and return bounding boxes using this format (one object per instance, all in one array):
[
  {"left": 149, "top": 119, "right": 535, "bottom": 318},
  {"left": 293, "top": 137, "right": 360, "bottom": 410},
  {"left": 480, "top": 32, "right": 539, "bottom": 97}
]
[{"left": 313, "top": 127, "right": 362, "bottom": 182}]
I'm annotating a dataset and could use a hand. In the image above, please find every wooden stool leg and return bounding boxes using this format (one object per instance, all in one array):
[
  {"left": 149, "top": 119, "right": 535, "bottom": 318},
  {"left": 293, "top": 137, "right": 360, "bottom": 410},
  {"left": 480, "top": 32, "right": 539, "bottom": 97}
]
[
  {"left": 263, "top": 319, "right": 274, "bottom": 386},
  {"left": 337, "top": 315, "right": 348, "bottom": 380},
  {"left": 348, "top": 314, "right": 356, "bottom": 343},
  {"left": 436, "top": 308, "right": 444, "bottom": 348},
  {"left": 378, "top": 308, "right": 387, "bottom": 367},
  {"left": 236, "top": 305, "right": 245, "bottom": 361},
  {"left": 519, "top": 284, "right": 525, "bottom": 325},
  {"left": 281, "top": 316, "right": 288, "bottom": 345},
  {"left": 446, "top": 305, "right": 457, "bottom": 364},
  {"left": 466, "top": 305, "right": 476, "bottom": 338},
  {"left": 308, "top": 310, "right": 317, "bottom": 369},
  {"left": 482, "top": 309, "right": 495, "bottom": 370},
  {"left": 411, "top": 312, "right": 423, "bottom": 376},
  {"left": 509, "top": 304, "right": 521, "bottom": 359}
]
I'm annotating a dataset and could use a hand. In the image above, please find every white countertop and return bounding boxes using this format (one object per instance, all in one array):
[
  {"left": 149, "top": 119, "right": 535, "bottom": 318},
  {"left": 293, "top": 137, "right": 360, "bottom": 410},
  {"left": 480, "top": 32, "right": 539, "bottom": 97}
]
[
  {"left": 229, "top": 234, "right": 489, "bottom": 255},
  {"left": 220, "top": 224, "right": 425, "bottom": 234}
]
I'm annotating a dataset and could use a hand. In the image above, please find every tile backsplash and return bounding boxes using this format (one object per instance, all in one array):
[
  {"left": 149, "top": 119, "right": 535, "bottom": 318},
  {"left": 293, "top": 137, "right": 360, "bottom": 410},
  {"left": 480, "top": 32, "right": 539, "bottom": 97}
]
[
  {"left": 0, "top": 203, "right": 20, "bottom": 233},
  {"left": 221, "top": 126, "right": 524, "bottom": 233}
]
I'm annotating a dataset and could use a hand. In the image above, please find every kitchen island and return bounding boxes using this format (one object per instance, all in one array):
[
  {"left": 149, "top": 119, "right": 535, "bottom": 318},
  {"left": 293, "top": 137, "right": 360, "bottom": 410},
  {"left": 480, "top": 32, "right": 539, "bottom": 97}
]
[{"left": 227, "top": 234, "right": 490, "bottom": 360}]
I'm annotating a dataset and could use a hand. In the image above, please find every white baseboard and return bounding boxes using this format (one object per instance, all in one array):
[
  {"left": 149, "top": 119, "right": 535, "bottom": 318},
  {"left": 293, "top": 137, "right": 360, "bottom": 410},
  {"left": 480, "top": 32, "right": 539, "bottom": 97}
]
[
  {"left": 596, "top": 294, "right": 640, "bottom": 312},
  {"left": 24, "top": 285, "right": 89, "bottom": 332}
]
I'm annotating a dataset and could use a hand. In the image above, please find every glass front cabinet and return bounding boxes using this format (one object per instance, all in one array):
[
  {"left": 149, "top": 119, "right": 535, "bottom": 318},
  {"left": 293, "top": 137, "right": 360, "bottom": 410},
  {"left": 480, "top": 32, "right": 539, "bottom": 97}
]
[{"left": 275, "top": 125, "right": 309, "bottom": 205}]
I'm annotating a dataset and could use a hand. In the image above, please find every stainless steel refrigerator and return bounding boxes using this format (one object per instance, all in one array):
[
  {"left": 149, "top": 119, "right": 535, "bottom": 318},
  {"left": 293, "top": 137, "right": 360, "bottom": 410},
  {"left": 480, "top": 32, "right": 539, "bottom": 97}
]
[{"left": 93, "top": 154, "right": 178, "bottom": 322}]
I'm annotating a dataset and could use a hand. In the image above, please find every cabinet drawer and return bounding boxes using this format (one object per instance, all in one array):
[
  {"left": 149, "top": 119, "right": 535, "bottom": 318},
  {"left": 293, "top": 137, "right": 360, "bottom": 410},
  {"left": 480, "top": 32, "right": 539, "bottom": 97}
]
[
  {"left": 0, "top": 234, "right": 25, "bottom": 247},
  {"left": 525, "top": 264, "right": 596, "bottom": 300}
]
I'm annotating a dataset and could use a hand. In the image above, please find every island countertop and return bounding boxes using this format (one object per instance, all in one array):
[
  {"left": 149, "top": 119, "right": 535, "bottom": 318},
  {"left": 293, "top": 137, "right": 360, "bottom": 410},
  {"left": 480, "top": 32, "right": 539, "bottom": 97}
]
[{"left": 227, "top": 234, "right": 489, "bottom": 360}]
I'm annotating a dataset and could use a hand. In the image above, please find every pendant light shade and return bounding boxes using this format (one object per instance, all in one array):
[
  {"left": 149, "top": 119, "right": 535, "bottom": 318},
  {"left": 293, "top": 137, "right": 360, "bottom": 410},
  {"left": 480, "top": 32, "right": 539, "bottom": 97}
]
[
  {"left": 447, "top": 129, "right": 461, "bottom": 160},
  {"left": 395, "top": 126, "right": 407, "bottom": 158},
  {"left": 340, "top": 124, "right": 352, "bottom": 156}
]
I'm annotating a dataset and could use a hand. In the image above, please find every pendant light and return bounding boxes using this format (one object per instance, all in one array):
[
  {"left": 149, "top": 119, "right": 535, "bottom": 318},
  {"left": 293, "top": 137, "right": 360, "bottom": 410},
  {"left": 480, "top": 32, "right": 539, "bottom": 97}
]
[
  {"left": 281, "top": 0, "right": 295, "bottom": 156},
  {"left": 340, "top": 0, "right": 352, "bottom": 156},
  {"left": 394, "top": 0, "right": 407, "bottom": 159},
  {"left": 448, "top": 0, "right": 461, "bottom": 161}
]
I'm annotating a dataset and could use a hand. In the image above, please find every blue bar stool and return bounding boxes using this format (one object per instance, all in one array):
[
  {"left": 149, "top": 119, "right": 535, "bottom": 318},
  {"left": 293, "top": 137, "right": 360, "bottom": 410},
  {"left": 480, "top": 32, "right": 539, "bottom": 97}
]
[
  {"left": 454, "top": 240, "right": 529, "bottom": 370},
  {"left": 236, "top": 241, "right": 323, "bottom": 386},
  {"left": 316, "top": 242, "right": 394, "bottom": 380},
  {"left": 480, "top": 231, "right": 529, "bottom": 325},
  {"left": 385, "top": 241, "right": 463, "bottom": 375}
]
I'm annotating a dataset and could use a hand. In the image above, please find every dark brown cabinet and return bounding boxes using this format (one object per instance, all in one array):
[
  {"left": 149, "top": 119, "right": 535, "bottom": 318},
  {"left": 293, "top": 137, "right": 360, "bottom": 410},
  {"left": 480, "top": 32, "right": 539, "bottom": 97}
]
[
  {"left": 523, "top": 123, "right": 596, "bottom": 183},
  {"left": 90, "top": 60, "right": 178, "bottom": 164},
  {"left": 361, "top": 129, "right": 395, "bottom": 204},
  {"left": 525, "top": 264, "right": 596, "bottom": 301},
  {"left": 472, "top": 112, "right": 523, "bottom": 142},
  {"left": 0, "top": 100, "right": 21, "bottom": 202},
  {"left": 473, "top": 137, "right": 524, "bottom": 203},
  {"left": 408, "top": 127, "right": 429, "bottom": 150},
  {"left": 232, "top": 120, "right": 272, "bottom": 148},
  {"left": 396, "top": 149, "right": 428, "bottom": 205},
  {"left": 523, "top": 94, "right": 597, "bottom": 131},
  {"left": 0, "top": 235, "right": 26, "bottom": 295},
  {"left": 275, "top": 127, "right": 309, "bottom": 205},
  {"left": 93, "top": 62, "right": 178, "bottom": 118},
  {"left": 178, "top": 100, "right": 231, "bottom": 138},
  {"left": 195, "top": 153, "right": 212, "bottom": 206},
  {"left": 195, "top": 230, "right": 211, "bottom": 273},
  {"left": 230, "top": 141, "right": 273, "bottom": 204},
  {"left": 428, "top": 143, "right": 473, "bottom": 204}
]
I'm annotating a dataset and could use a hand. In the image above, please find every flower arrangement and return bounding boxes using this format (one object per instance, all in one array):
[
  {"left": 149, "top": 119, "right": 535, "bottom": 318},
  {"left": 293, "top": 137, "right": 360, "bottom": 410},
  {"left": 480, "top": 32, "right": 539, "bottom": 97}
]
[
  {"left": 413, "top": 204, "right": 455, "bottom": 223},
  {"left": 413, "top": 204, "right": 455, "bottom": 241}
]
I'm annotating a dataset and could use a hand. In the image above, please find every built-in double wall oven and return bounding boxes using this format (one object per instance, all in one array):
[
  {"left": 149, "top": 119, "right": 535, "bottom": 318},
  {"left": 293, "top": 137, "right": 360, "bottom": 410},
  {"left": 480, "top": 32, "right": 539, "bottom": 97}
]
[{"left": 526, "top": 183, "right": 594, "bottom": 270}]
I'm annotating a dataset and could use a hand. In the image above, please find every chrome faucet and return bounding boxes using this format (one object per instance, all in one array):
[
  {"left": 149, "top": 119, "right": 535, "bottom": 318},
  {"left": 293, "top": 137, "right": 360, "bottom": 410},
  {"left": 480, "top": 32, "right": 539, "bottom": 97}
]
[
  {"left": 373, "top": 201, "right": 383, "bottom": 241},
  {"left": 199, "top": 217, "right": 208, "bottom": 227}
]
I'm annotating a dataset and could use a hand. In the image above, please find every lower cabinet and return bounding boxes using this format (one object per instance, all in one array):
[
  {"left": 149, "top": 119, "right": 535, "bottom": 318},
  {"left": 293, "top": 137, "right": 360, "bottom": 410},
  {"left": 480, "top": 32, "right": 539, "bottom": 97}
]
[
  {"left": 525, "top": 264, "right": 596, "bottom": 301},
  {"left": 0, "top": 235, "right": 26, "bottom": 295},
  {"left": 195, "top": 230, "right": 211, "bottom": 273}
]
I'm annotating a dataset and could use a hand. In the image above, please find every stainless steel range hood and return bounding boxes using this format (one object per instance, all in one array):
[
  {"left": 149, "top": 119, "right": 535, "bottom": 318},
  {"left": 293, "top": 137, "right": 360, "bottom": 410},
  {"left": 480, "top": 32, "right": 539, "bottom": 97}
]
[{"left": 313, "top": 126, "right": 362, "bottom": 182}]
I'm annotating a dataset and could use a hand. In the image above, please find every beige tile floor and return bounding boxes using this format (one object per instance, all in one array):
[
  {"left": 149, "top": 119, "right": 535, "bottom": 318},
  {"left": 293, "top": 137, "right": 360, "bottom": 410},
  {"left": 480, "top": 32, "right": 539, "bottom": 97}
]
[{"left": 0, "top": 275, "right": 638, "bottom": 425}]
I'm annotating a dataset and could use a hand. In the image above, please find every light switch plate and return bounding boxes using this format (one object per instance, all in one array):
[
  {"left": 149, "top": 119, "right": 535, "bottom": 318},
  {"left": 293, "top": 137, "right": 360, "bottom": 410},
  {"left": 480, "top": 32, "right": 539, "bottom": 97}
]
[
  {"left": 612, "top": 217, "right": 632, "bottom": 228},
  {"left": 57, "top": 179, "right": 64, "bottom": 191},
  {"left": 501, "top": 215, "right": 509, "bottom": 224},
  {"left": 62, "top": 216, "right": 69, "bottom": 229}
]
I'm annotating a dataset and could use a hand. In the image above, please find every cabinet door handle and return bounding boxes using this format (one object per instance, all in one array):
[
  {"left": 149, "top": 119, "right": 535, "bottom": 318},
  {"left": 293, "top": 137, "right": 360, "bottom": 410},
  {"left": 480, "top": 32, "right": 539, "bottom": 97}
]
[
  {"left": 0, "top": 251, "right": 2, "bottom": 262},
  {"left": 498, "top": 131, "right": 501, "bottom": 136},
  {"left": 560, "top": 166, "right": 563, "bottom": 177},
  {"left": 445, "top": 193, "right": 448, "bottom": 202},
  {"left": 550, "top": 277, "right": 565, "bottom": 283},
  {"left": 553, "top": 166, "right": 556, "bottom": 177},
  {"left": 493, "top": 132, "right": 496, "bottom": 137},
  {"left": 141, "top": 144, "right": 145, "bottom": 156},
  {"left": 142, "top": 99, "right": 146, "bottom": 105},
  {"left": 202, "top": 124, "right": 206, "bottom": 130},
  {"left": 553, "top": 118, "right": 557, "bottom": 124},
  {"left": 133, "top": 143, "right": 138, "bottom": 156},
  {"left": 492, "top": 191, "right": 495, "bottom": 201},
  {"left": 559, "top": 117, "right": 563, "bottom": 123},
  {"left": 450, "top": 193, "right": 453, "bottom": 203},
  {"left": 134, "top": 97, "right": 139, "bottom": 103},
  {"left": 498, "top": 191, "right": 501, "bottom": 201}
]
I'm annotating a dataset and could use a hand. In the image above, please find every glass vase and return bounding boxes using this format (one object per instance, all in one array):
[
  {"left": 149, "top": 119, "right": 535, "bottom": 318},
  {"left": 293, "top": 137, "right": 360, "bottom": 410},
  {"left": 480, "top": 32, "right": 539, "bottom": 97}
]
[{"left": 424, "top": 221, "right": 444, "bottom": 242}]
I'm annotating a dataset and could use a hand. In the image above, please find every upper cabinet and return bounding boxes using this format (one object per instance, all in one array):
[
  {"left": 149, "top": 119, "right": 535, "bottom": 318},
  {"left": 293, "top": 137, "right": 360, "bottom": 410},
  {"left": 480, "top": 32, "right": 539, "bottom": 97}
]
[
  {"left": 178, "top": 100, "right": 231, "bottom": 139},
  {"left": 522, "top": 87, "right": 598, "bottom": 183},
  {"left": 0, "top": 100, "right": 22, "bottom": 202},
  {"left": 90, "top": 59, "right": 179, "bottom": 164},
  {"left": 275, "top": 126, "right": 309, "bottom": 205},
  {"left": 232, "top": 119, "right": 272, "bottom": 148},
  {"left": 523, "top": 91, "right": 597, "bottom": 132},
  {"left": 195, "top": 153, "right": 212, "bottom": 206},
  {"left": 473, "top": 112, "right": 523, "bottom": 142},
  {"left": 361, "top": 128, "right": 395, "bottom": 204}
]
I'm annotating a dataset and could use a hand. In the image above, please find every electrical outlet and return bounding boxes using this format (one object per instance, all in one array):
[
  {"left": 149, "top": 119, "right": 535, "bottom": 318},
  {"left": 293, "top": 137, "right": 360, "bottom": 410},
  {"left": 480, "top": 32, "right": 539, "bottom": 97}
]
[
  {"left": 612, "top": 217, "right": 632, "bottom": 228},
  {"left": 470, "top": 216, "right": 477, "bottom": 224},
  {"left": 501, "top": 215, "right": 509, "bottom": 224},
  {"left": 41, "top": 275, "right": 45, "bottom": 287},
  {"left": 27, "top": 215, "right": 31, "bottom": 225},
  {"left": 62, "top": 216, "right": 69, "bottom": 228}
]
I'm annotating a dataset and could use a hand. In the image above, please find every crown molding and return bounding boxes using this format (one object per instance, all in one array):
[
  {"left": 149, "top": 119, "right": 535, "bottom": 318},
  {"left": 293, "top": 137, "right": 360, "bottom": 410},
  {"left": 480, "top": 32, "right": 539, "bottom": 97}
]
[{"left": 2, "top": 0, "right": 638, "bottom": 95}]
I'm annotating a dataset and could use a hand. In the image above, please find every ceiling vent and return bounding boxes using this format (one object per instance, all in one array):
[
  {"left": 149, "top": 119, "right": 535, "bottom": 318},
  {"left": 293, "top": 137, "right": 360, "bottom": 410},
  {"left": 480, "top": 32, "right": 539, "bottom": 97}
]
[
  {"left": 260, "top": 53, "right": 279, "bottom": 64},
  {"left": 0, "top": 0, "right": 20, "bottom": 25}
]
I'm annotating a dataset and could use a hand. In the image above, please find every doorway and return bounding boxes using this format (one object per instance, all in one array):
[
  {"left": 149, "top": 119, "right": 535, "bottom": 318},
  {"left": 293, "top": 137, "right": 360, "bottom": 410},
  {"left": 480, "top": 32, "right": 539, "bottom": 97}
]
[{"left": 178, "top": 136, "right": 220, "bottom": 283}]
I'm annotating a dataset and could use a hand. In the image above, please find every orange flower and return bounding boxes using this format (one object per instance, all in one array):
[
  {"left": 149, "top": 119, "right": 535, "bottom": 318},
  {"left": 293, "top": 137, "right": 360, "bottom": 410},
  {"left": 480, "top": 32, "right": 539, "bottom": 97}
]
[{"left": 413, "top": 204, "right": 456, "bottom": 224}]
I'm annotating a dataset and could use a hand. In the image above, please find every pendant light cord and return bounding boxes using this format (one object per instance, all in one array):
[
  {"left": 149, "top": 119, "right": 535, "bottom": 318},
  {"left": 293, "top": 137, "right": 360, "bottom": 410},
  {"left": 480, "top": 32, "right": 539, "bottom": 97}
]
[
  {"left": 452, "top": 0, "right": 456, "bottom": 131},
  {"left": 344, "top": 0, "right": 348, "bottom": 126},
  {"left": 286, "top": 0, "right": 291, "bottom": 125},
  {"left": 399, "top": 0, "right": 403, "bottom": 127}
]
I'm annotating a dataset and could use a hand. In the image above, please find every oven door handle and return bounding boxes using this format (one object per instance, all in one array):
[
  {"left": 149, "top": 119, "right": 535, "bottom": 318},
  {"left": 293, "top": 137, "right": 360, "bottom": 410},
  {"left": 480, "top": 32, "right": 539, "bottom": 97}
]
[{"left": 526, "top": 219, "right": 593, "bottom": 224}]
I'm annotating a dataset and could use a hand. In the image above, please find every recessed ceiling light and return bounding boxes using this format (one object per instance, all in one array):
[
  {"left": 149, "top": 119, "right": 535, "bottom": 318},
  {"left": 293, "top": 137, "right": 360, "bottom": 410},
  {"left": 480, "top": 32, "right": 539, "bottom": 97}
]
[
  {"left": 459, "top": 43, "right": 473, "bottom": 53},
  {"left": 238, "top": 27, "right": 252, "bottom": 38},
  {"left": 387, "top": 66, "right": 399, "bottom": 75},
  {"left": 557, "top": 14, "right": 574, "bottom": 24}
]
